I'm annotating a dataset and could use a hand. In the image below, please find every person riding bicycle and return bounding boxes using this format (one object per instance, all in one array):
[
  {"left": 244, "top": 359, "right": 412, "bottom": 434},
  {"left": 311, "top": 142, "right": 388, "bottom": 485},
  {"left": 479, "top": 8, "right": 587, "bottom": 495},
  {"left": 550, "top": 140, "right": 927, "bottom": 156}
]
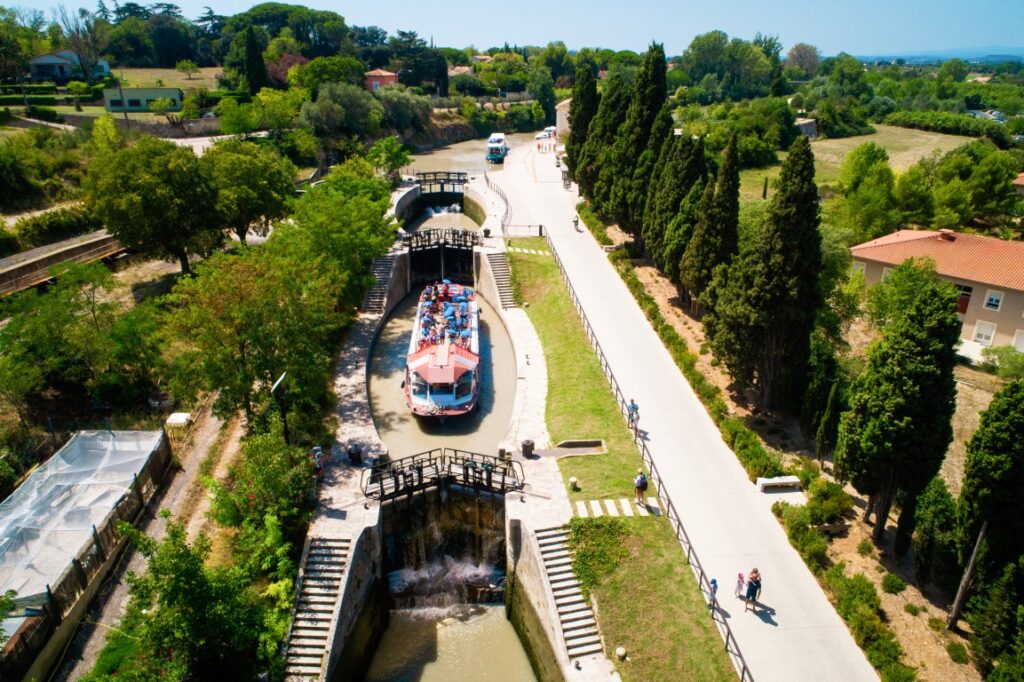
[{"left": 627, "top": 399, "right": 639, "bottom": 427}]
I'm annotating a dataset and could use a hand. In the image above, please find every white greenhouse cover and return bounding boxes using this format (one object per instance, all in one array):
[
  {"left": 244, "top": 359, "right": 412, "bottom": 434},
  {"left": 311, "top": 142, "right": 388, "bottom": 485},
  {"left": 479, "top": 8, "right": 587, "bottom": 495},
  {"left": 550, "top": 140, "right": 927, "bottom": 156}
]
[{"left": 0, "top": 430, "right": 163, "bottom": 604}]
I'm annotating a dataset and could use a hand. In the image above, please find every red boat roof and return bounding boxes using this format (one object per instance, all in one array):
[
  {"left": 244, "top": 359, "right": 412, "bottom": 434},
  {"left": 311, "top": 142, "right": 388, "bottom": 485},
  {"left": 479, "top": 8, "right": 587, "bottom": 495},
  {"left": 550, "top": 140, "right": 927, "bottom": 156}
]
[{"left": 408, "top": 341, "right": 478, "bottom": 384}]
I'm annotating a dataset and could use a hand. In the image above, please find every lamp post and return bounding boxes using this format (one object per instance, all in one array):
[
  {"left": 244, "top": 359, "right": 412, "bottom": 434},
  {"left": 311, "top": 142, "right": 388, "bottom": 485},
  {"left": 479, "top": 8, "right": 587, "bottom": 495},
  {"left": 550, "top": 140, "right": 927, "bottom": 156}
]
[{"left": 271, "top": 372, "right": 290, "bottom": 445}]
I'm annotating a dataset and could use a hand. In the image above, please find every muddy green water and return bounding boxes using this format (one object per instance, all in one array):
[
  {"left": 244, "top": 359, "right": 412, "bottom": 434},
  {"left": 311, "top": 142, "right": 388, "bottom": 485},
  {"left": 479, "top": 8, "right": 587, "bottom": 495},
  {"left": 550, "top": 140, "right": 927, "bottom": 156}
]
[
  {"left": 365, "top": 605, "right": 536, "bottom": 682},
  {"left": 410, "top": 132, "right": 540, "bottom": 174}
]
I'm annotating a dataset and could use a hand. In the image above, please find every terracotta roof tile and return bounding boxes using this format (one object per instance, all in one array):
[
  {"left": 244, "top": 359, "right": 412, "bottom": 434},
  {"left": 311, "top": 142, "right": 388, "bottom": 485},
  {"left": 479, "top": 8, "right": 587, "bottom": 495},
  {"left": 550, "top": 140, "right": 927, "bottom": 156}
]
[
  {"left": 1013, "top": 172, "right": 1024, "bottom": 187},
  {"left": 365, "top": 69, "right": 396, "bottom": 77},
  {"left": 850, "top": 230, "right": 1024, "bottom": 291}
]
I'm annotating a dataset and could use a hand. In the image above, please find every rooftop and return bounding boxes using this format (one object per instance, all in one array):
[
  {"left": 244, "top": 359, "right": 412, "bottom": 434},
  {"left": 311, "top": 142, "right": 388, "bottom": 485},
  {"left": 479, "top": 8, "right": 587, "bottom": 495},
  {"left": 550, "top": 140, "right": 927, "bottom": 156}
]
[
  {"left": 365, "top": 68, "right": 396, "bottom": 77},
  {"left": 1013, "top": 171, "right": 1024, "bottom": 188},
  {"left": 851, "top": 229, "right": 1024, "bottom": 291}
]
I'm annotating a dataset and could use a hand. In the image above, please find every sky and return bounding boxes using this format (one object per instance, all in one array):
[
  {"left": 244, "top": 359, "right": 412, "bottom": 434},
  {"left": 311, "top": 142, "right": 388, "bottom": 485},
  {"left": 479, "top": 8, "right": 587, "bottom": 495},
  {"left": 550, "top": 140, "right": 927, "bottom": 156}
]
[{"left": 93, "top": 0, "right": 1024, "bottom": 57}]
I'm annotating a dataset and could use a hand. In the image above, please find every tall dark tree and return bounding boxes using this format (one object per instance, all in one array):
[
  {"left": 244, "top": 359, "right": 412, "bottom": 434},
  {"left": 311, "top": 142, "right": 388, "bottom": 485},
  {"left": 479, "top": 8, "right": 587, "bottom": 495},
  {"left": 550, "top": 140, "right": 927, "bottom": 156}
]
[
  {"left": 834, "top": 271, "right": 960, "bottom": 547},
  {"left": 679, "top": 134, "right": 740, "bottom": 310},
  {"left": 601, "top": 43, "right": 667, "bottom": 227},
  {"left": 625, "top": 100, "right": 673, "bottom": 230},
  {"left": 949, "top": 380, "right": 1024, "bottom": 633},
  {"left": 660, "top": 176, "right": 706, "bottom": 285},
  {"left": 575, "top": 71, "right": 630, "bottom": 202},
  {"left": 565, "top": 64, "right": 599, "bottom": 180},
  {"left": 704, "top": 136, "right": 821, "bottom": 409},
  {"left": 241, "top": 26, "right": 268, "bottom": 95},
  {"left": 641, "top": 134, "right": 703, "bottom": 268}
]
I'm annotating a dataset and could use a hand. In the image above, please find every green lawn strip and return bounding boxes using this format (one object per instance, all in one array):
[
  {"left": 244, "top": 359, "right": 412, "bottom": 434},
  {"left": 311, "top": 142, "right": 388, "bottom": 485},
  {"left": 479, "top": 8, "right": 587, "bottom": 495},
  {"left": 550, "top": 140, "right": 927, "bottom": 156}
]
[
  {"left": 509, "top": 241, "right": 648, "bottom": 501},
  {"left": 567, "top": 516, "right": 734, "bottom": 681},
  {"left": 509, "top": 243, "right": 733, "bottom": 681}
]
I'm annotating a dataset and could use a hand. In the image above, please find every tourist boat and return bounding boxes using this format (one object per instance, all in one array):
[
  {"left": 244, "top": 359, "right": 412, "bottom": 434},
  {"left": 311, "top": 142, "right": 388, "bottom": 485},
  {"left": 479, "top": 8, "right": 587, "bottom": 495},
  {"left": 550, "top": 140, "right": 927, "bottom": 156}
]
[
  {"left": 405, "top": 282, "right": 481, "bottom": 417},
  {"left": 486, "top": 133, "right": 509, "bottom": 163}
]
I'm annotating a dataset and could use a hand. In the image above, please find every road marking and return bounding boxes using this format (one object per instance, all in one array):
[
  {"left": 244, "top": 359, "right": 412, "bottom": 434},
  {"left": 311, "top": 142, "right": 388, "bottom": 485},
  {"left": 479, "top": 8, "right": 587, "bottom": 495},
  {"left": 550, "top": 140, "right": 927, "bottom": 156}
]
[
  {"left": 603, "top": 499, "right": 619, "bottom": 516},
  {"left": 589, "top": 500, "right": 604, "bottom": 517},
  {"left": 575, "top": 500, "right": 588, "bottom": 518},
  {"left": 619, "top": 499, "right": 634, "bottom": 516}
]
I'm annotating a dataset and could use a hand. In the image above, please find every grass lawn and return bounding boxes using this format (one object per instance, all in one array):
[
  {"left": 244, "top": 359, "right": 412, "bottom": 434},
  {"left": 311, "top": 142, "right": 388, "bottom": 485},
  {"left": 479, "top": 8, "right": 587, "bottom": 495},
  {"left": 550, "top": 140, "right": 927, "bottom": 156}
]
[
  {"left": 509, "top": 238, "right": 649, "bottom": 502},
  {"left": 509, "top": 239, "right": 734, "bottom": 681},
  {"left": 113, "top": 66, "right": 223, "bottom": 90},
  {"left": 48, "top": 104, "right": 163, "bottom": 122},
  {"left": 739, "top": 124, "right": 974, "bottom": 202}
]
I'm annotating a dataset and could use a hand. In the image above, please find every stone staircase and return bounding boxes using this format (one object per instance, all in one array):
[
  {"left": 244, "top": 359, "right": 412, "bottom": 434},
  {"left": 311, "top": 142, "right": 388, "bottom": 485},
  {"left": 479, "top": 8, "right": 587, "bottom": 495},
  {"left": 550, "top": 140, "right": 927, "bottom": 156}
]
[
  {"left": 536, "top": 526, "right": 603, "bottom": 660},
  {"left": 284, "top": 537, "right": 352, "bottom": 681},
  {"left": 487, "top": 253, "right": 516, "bottom": 308},
  {"left": 362, "top": 255, "right": 396, "bottom": 314}
]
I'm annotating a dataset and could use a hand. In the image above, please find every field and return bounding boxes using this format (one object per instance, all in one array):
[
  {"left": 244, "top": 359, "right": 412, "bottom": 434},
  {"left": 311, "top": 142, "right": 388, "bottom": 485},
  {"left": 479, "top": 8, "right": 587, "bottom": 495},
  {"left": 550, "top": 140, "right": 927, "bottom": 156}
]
[
  {"left": 49, "top": 105, "right": 163, "bottom": 122},
  {"left": 112, "top": 66, "right": 224, "bottom": 91},
  {"left": 739, "top": 124, "right": 975, "bottom": 202}
]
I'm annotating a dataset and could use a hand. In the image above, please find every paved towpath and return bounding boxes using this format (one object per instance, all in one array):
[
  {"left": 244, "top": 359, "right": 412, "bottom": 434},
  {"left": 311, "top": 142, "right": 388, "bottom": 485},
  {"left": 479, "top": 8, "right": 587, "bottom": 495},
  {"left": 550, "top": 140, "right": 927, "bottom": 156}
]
[{"left": 493, "top": 144, "right": 877, "bottom": 682}]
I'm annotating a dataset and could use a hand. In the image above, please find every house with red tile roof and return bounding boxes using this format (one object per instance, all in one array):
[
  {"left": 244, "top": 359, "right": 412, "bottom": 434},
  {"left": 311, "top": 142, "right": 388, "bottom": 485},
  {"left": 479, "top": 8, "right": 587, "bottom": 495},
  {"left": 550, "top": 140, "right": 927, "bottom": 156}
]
[
  {"left": 851, "top": 229, "right": 1024, "bottom": 360},
  {"left": 1013, "top": 171, "right": 1024, "bottom": 196},
  {"left": 364, "top": 69, "right": 397, "bottom": 92}
]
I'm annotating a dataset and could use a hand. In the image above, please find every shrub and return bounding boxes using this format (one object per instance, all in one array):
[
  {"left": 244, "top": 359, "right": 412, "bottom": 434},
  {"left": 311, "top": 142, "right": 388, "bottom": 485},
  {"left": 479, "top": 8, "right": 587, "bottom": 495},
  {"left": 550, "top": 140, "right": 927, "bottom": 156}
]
[
  {"left": 575, "top": 201, "right": 612, "bottom": 246},
  {"left": 790, "top": 456, "right": 820, "bottom": 489},
  {"left": 947, "top": 642, "right": 969, "bottom": 664},
  {"left": 806, "top": 479, "right": 853, "bottom": 525},
  {"left": 566, "top": 517, "right": 628, "bottom": 599},
  {"left": 927, "top": 616, "right": 944, "bottom": 631},
  {"left": 912, "top": 477, "right": 961, "bottom": 595},
  {"left": 903, "top": 603, "right": 921, "bottom": 616},
  {"left": 882, "top": 573, "right": 907, "bottom": 594},
  {"left": 14, "top": 204, "right": 100, "bottom": 249},
  {"left": 23, "top": 106, "right": 64, "bottom": 123},
  {"left": 0, "top": 228, "right": 19, "bottom": 258},
  {"left": 884, "top": 111, "right": 1013, "bottom": 149},
  {"left": 0, "top": 95, "right": 56, "bottom": 106},
  {"left": 858, "top": 539, "right": 875, "bottom": 557}
]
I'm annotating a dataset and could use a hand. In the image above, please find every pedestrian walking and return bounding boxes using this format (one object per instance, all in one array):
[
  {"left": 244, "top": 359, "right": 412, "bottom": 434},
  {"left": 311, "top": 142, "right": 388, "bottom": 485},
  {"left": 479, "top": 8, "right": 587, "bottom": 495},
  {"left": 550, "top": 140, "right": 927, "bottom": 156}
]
[
  {"left": 735, "top": 572, "right": 745, "bottom": 598},
  {"left": 707, "top": 578, "right": 719, "bottom": 612},
  {"left": 633, "top": 468, "right": 648, "bottom": 505},
  {"left": 744, "top": 567, "right": 762, "bottom": 612},
  {"left": 627, "top": 399, "right": 639, "bottom": 430}
]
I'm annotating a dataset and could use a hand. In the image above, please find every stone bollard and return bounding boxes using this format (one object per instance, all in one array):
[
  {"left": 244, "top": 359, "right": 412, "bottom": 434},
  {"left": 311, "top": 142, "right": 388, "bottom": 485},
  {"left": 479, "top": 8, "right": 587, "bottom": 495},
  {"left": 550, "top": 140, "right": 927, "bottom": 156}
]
[{"left": 569, "top": 476, "right": 579, "bottom": 491}]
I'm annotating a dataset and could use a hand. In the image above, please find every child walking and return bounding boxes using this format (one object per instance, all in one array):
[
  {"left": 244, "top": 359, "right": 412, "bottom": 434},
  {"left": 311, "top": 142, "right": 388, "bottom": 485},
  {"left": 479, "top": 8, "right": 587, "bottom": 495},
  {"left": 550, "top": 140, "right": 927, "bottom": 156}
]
[{"left": 735, "top": 573, "right": 745, "bottom": 598}]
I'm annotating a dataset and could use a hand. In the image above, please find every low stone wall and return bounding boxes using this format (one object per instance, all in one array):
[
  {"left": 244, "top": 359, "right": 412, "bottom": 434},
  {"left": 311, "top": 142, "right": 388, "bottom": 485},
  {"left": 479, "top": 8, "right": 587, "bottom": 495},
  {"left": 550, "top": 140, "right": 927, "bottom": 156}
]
[
  {"left": 507, "top": 520, "right": 565, "bottom": 682},
  {"left": 324, "top": 524, "right": 388, "bottom": 682}
]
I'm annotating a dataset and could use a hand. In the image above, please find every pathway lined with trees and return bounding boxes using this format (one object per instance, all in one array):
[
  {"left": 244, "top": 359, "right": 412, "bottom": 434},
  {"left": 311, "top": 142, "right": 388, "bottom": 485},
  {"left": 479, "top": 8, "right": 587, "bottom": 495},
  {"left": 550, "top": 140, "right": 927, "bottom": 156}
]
[{"left": 494, "top": 137, "right": 877, "bottom": 682}]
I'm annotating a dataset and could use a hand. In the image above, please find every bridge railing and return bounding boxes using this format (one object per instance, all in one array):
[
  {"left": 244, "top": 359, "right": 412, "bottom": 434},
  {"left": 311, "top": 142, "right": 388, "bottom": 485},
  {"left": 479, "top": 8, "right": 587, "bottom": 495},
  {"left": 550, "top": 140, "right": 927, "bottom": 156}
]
[
  {"left": 483, "top": 171, "right": 512, "bottom": 234},
  {"left": 360, "top": 448, "right": 524, "bottom": 500},
  {"left": 542, "top": 232, "right": 754, "bottom": 682},
  {"left": 504, "top": 224, "right": 545, "bottom": 238}
]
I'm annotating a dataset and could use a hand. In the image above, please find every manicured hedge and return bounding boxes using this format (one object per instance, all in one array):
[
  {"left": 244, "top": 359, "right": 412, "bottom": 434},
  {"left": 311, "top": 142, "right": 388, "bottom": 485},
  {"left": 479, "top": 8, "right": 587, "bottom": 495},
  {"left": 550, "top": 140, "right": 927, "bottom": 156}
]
[
  {"left": 576, "top": 201, "right": 612, "bottom": 246},
  {"left": 23, "top": 106, "right": 64, "bottom": 123},
  {"left": 0, "top": 84, "right": 56, "bottom": 95},
  {"left": 0, "top": 95, "right": 56, "bottom": 106}
]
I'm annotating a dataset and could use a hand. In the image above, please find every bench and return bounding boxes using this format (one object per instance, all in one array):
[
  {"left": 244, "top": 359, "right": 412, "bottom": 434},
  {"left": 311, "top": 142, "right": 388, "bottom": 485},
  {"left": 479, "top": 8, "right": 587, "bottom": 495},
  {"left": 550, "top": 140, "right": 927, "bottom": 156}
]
[{"left": 756, "top": 475, "right": 802, "bottom": 492}]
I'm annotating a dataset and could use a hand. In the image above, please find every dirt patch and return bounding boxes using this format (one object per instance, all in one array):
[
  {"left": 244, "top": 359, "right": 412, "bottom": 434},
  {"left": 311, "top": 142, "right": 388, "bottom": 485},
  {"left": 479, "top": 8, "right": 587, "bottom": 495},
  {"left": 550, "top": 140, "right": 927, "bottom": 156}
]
[
  {"left": 829, "top": 519, "right": 980, "bottom": 681},
  {"left": 184, "top": 416, "right": 245, "bottom": 544}
]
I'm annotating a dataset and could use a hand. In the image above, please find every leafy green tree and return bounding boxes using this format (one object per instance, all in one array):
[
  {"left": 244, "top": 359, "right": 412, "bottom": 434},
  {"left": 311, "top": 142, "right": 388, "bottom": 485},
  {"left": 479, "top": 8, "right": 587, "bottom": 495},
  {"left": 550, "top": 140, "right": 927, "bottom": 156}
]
[
  {"left": 251, "top": 86, "right": 304, "bottom": 133},
  {"left": 565, "top": 63, "right": 599, "bottom": 180},
  {"left": 938, "top": 58, "right": 969, "bottom": 83},
  {"left": 287, "top": 55, "right": 365, "bottom": 95},
  {"left": 202, "top": 139, "right": 295, "bottom": 244},
  {"left": 527, "top": 63, "right": 556, "bottom": 125},
  {"left": 147, "top": 96, "right": 179, "bottom": 126},
  {"left": 300, "top": 81, "right": 384, "bottom": 140},
  {"left": 786, "top": 42, "right": 820, "bottom": 77},
  {"left": 966, "top": 151, "right": 1018, "bottom": 222},
  {"left": 366, "top": 136, "right": 410, "bottom": 182},
  {"left": 168, "top": 247, "right": 342, "bottom": 421},
  {"left": 66, "top": 80, "right": 90, "bottom": 111},
  {"left": 241, "top": 26, "right": 268, "bottom": 95},
  {"left": 680, "top": 134, "right": 739, "bottom": 310},
  {"left": 835, "top": 266, "right": 960, "bottom": 547},
  {"left": 981, "top": 346, "right": 1024, "bottom": 380},
  {"left": 85, "top": 137, "right": 220, "bottom": 274},
  {"left": 704, "top": 136, "right": 822, "bottom": 409},
  {"left": 958, "top": 380, "right": 1024, "bottom": 585},
  {"left": 932, "top": 177, "right": 973, "bottom": 228},
  {"left": 216, "top": 97, "right": 258, "bottom": 135},
  {"left": 912, "top": 476, "right": 961, "bottom": 595},
  {"left": 175, "top": 58, "right": 198, "bottom": 79},
  {"left": 894, "top": 164, "right": 934, "bottom": 226},
  {"left": 603, "top": 43, "right": 667, "bottom": 228},
  {"left": 121, "top": 517, "right": 264, "bottom": 679},
  {"left": 836, "top": 161, "right": 900, "bottom": 242},
  {"left": 838, "top": 142, "right": 890, "bottom": 195},
  {"left": 575, "top": 71, "right": 630, "bottom": 201},
  {"left": 866, "top": 257, "right": 941, "bottom": 327}
]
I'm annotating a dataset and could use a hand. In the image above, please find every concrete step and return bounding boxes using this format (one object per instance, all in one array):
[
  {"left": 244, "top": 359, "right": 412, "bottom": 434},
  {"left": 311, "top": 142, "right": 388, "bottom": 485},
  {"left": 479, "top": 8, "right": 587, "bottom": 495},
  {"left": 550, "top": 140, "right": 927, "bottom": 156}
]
[
  {"left": 542, "top": 548, "right": 570, "bottom": 561},
  {"left": 560, "top": 612, "right": 596, "bottom": 628},
  {"left": 567, "top": 642, "right": 604, "bottom": 658},
  {"left": 545, "top": 561, "right": 574, "bottom": 575},
  {"left": 555, "top": 594, "right": 585, "bottom": 608},
  {"left": 556, "top": 602, "right": 591, "bottom": 617},
  {"left": 565, "top": 628, "right": 601, "bottom": 645},
  {"left": 289, "top": 635, "right": 328, "bottom": 647},
  {"left": 549, "top": 577, "right": 578, "bottom": 591},
  {"left": 535, "top": 527, "right": 567, "bottom": 539},
  {"left": 537, "top": 535, "right": 566, "bottom": 547},
  {"left": 286, "top": 654, "right": 323, "bottom": 667}
]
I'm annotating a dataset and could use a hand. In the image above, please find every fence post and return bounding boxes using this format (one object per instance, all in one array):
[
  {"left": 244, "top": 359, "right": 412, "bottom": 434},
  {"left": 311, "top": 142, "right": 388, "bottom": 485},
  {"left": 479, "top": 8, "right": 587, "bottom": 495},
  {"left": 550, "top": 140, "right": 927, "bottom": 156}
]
[
  {"left": 131, "top": 472, "right": 144, "bottom": 507},
  {"left": 92, "top": 524, "right": 106, "bottom": 561}
]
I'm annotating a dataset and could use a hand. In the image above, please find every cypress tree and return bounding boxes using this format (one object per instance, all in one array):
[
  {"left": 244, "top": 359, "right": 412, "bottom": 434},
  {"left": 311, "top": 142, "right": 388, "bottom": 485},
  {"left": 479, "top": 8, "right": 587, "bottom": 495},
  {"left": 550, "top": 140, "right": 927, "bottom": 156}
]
[
  {"left": 565, "top": 64, "right": 599, "bottom": 181},
  {"left": 576, "top": 72, "right": 630, "bottom": 203},
  {"left": 704, "top": 136, "right": 821, "bottom": 409},
  {"left": 243, "top": 27, "right": 268, "bottom": 96},
  {"left": 834, "top": 274, "right": 960, "bottom": 547},
  {"left": 679, "top": 134, "right": 740, "bottom": 311},
  {"left": 641, "top": 134, "right": 703, "bottom": 268},
  {"left": 814, "top": 381, "right": 841, "bottom": 465},
  {"left": 622, "top": 102, "right": 673, "bottom": 233},
  {"left": 660, "top": 178, "right": 705, "bottom": 285},
  {"left": 599, "top": 44, "right": 667, "bottom": 226}
]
